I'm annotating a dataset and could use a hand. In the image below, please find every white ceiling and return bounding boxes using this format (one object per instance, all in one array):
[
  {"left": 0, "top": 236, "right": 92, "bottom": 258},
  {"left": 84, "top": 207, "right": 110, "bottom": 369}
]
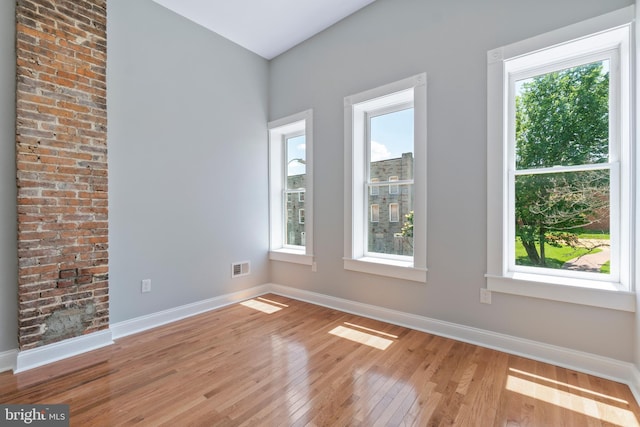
[{"left": 152, "top": 0, "right": 376, "bottom": 60}]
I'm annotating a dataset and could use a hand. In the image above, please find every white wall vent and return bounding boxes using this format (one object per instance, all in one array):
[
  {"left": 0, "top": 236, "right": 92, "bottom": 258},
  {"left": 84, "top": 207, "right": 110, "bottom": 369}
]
[{"left": 231, "top": 261, "right": 250, "bottom": 278}]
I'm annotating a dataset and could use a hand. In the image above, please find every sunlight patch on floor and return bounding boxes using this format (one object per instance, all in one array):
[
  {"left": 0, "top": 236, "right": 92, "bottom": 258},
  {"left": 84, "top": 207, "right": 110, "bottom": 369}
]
[
  {"left": 506, "top": 371, "right": 639, "bottom": 427},
  {"left": 509, "top": 368, "right": 629, "bottom": 405},
  {"left": 329, "top": 324, "right": 394, "bottom": 350},
  {"left": 257, "top": 297, "right": 289, "bottom": 307},
  {"left": 240, "top": 299, "right": 283, "bottom": 314},
  {"left": 343, "top": 322, "right": 398, "bottom": 339}
]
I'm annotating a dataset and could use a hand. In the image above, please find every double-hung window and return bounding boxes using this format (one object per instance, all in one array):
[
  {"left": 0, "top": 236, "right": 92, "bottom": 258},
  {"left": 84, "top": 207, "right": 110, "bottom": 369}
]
[
  {"left": 268, "top": 110, "right": 313, "bottom": 265},
  {"left": 486, "top": 7, "right": 634, "bottom": 311},
  {"left": 344, "top": 73, "right": 427, "bottom": 282}
]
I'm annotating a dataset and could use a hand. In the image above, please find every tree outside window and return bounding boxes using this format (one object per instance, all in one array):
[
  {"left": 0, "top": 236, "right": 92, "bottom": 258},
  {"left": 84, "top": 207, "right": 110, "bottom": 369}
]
[{"left": 514, "top": 61, "right": 610, "bottom": 271}]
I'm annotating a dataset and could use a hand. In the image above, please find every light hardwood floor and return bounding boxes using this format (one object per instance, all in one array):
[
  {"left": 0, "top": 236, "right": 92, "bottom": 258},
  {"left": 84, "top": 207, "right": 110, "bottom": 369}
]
[{"left": 1, "top": 294, "right": 638, "bottom": 426}]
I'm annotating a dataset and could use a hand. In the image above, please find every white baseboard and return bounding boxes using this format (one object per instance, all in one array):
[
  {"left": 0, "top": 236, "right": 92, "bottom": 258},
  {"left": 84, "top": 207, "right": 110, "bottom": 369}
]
[
  {"left": 111, "top": 284, "right": 270, "bottom": 339},
  {"left": 0, "top": 349, "right": 18, "bottom": 373},
  {"left": 630, "top": 364, "right": 640, "bottom": 406},
  {"left": 15, "top": 330, "right": 114, "bottom": 373},
  {"left": 4, "top": 281, "right": 639, "bottom": 407},
  {"left": 268, "top": 283, "right": 639, "bottom": 401}
]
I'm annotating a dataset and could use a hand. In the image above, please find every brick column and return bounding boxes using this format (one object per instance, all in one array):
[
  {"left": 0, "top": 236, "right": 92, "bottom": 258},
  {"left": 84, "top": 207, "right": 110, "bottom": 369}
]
[{"left": 15, "top": 0, "right": 108, "bottom": 350}]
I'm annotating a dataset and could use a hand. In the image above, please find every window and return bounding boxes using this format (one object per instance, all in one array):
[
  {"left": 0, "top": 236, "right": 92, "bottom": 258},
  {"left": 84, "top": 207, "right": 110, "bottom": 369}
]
[
  {"left": 371, "top": 204, "right": 379, "bottom": 222},
  {"left": 268, "top": 110, "right": 314, "bottom": 265},
  {"left": 344, "top": 73, "right": 427, "bottom": 282},
  {"left": 388, "top": 176, "right": 399, "bottom": 195},
  {"left": 486, "top": 7, "right": 634, "bottom": 311},
  {"left": 389, "top": 203, "right": 399, "bottom": 222},
  {"left": 370, "top": 178, "right": 379, "bottom": 196}
]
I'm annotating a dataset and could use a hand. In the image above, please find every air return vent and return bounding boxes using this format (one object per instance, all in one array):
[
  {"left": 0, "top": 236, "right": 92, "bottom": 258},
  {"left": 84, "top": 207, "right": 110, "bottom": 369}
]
[{"left": 231, "top": 261, "right": 250, "bottom": 278}]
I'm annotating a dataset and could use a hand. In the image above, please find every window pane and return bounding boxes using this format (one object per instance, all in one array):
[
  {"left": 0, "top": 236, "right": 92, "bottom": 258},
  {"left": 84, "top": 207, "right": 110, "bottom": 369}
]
[
  {"left": 285, "top": 190, "right": 304, "bottom": 246},
  {"left": 285, "top": 135, "right": 306, "bottom": 247},
  {"left": 287, "top": 135, "right": 306, "bottom": 185},
  {"left": 515, "top": 169, "right": 610, "bottom": 272},
  {"left": 515, "top": 60, "right": 609, "bottom": 170},
  {"left": 369, "top": 108, "right": 414, "bottom": 180},
  {"left": 367, "top": 107, "right": 414, "bottom": 257},
  {"left": 368, "top": 184, "right": 414, "bottom": 256}
]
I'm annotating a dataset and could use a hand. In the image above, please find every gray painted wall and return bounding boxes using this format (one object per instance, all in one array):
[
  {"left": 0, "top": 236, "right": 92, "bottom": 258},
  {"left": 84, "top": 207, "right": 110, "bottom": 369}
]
[
  {"left": 0, "top": 0, "right": 637, "bottom": 368},
  {"left": 0, "top": 0, "right": 17, "bottom": 353},
  {"left": 269, "top": 0, "right": 635, "bottom": 361},
  {"left": 635, "top": 0, "right": 640, "bottom": 370},
  {"left": 107, "top": 0, "right": 270, "bottom": 322}
]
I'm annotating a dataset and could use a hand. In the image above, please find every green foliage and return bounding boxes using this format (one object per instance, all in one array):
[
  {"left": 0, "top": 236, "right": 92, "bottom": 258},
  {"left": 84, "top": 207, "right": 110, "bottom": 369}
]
[
  {"left": 514, "top": 62, "right": 610, "bottom": 267},
  {"left": 401, "top": 211, "right": 413, "bottom": 238},
  {"left": 516, "top": 63, "right": 609, "bottom": 169}
]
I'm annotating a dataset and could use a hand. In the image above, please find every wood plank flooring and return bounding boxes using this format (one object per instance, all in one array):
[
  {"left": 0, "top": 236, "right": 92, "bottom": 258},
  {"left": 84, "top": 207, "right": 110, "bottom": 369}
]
[{"left": 0, "top": 294, "right": 638, "bottom": 426}]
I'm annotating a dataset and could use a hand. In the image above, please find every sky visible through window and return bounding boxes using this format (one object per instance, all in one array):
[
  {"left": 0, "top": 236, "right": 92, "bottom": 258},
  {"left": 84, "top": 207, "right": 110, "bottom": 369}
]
[
  {"left": 287, "top": 135, "right": 306, "bottom": 176},
  {"left": 370, "top": 108, "right": 414, "bottom": 162}
]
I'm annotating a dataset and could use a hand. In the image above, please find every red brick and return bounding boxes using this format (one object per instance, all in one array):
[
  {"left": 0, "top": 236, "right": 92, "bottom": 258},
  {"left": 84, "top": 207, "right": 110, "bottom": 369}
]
[
  {"left": 16, "top": 0, "right": 109, "bottom": 350},
  {"left": 56, "top": 279, "right": 76, "bottom": 288}
]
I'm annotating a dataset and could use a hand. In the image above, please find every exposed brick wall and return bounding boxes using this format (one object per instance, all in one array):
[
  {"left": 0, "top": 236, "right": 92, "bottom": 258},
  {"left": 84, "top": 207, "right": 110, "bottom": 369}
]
[{"left": 15, "top": 0, "right": 108, "bottom": 350}]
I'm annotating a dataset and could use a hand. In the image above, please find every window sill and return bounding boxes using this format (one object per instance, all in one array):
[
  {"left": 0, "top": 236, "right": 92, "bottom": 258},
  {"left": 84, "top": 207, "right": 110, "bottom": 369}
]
[
  {"left": 269, "top": 249, "right": 313, "bottom": 266},
  {"left": 486, "top": 273, "right": 635, "bottom": 312},
  {"left": 344, "top": 257, "right": 427, "bottom": 283}
]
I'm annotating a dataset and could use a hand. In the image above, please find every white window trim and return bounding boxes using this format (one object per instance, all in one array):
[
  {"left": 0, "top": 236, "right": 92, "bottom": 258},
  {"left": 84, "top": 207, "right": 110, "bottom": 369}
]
[
  {"left": 344, "top": 73, "right": 427, "bottom": 283},
  {"left": 268, "top": 110, "right": 314, "bottom": 266},
  {"left": 486, "top": 6, "right": 635, "bottom": 312},
  {"left": 298, "top": 209, "right": 305, "bottom": 224}
]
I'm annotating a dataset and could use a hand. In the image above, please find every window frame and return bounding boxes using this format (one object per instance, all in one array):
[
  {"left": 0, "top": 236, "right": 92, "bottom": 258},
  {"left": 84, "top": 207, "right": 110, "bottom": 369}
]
[
  {"left": 344, "top": 73, "right": 427, "bottom": 283},
  {"left": 268, "top": 110, "right": 314, "bottom": 266},
  {"left": 486, "top": 7, "right": 635, "bottom": 312}
]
